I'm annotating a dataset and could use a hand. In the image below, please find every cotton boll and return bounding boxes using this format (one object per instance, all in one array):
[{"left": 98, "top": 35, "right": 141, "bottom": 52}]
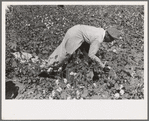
[
  {"left": 76, "top": 90, "right": 80, "bottom": 96},
  {"left": 113, "top": 49, "right": 117, "bottom": 53},
  {"left": 111, "top": 41, "right": 114, "bottom": 45},
  {"left": 120, "top": 85, "right": 124, "bottom": 90},
  {"left": 67, "top": 96, "right": 71, "bottom": 100},
  {"left": 49, "top": 95, "right": 53, "bottom": 100},
  {"left": 47, "top": 67, "right": 53, "bottom": 72},
  {"left": 79, "top": 85, "right": 84, "bottom": 89},
  {"left": 114, "top": 93, "right": 120, "bottom": 98},
  {"left": 57, "top": 87, "right": 62, "bottom": 92},
  {"left": 20, "top": 60, "right": 26, "bottom": 63},
  {"left": 63, "top": 78, "right": 67, "bottom": 83},
  {"left": 119, "top": 37, "right": 122, "bottom": 40},
  {"left": 43, "top": 90, "right": 46, "bottom": 94},
  {"left": 120, "top": 90, "right": 125, "bottom": 95},
  {"left": 58, "top": 67, "right": 62, "bottom": 72},
  {"left": 93, "top": 83, "right": 97, "bottom": 88},
  {"left": 70, "top": 72, "right": 74, "bottom": 75},
  {"left": 76, "top": 90, "right": 81, "bottom": 98},
  {"left": 55, "top": 79, "right": 59, "bottom": 85},
  {"left": 40, "top": 64, "right": 46, "bottom": 68},
  {"left": 73, "top": 73, "right": 77, "bottom": 76},
  {"left": 51, "top": 90, "right": 56, "bottom": 97},
  {"left": 66, "top": 84, "right": 71, "bottom": 89}
]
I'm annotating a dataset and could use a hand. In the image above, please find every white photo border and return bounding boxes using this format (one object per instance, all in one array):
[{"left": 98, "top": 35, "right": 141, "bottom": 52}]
[{"left": 2, "top": 1, "right": 148, "bottom": 120}]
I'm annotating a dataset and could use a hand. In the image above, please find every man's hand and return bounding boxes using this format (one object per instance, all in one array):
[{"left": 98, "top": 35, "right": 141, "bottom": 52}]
[{"left": 100, "top": 61, "right": 107, "bottom": 68}]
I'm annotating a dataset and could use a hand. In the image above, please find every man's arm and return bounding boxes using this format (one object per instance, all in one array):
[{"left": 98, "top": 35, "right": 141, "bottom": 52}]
[{"left": 88, "top": 40, "right": 105, "bottom": 68}]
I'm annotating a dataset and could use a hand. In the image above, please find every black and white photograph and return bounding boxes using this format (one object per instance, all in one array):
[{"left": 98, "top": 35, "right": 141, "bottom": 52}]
[{"left": 2, "top": 1, "right": 148, "bottom": 120}]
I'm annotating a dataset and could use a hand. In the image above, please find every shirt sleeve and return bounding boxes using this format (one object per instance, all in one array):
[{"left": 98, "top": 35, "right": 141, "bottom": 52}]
[{"left": 88, "top": 39, "right": 104, "bottom": 68}]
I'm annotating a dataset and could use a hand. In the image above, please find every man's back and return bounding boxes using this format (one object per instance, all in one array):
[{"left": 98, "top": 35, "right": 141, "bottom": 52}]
[{"left": 80, "top": 25, "right": 105, "bottom": 44}]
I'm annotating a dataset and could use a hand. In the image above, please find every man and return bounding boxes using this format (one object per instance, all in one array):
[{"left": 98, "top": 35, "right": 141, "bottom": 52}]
[{"left": 46, "top": 24, "right": 121, "bottom": 72}]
